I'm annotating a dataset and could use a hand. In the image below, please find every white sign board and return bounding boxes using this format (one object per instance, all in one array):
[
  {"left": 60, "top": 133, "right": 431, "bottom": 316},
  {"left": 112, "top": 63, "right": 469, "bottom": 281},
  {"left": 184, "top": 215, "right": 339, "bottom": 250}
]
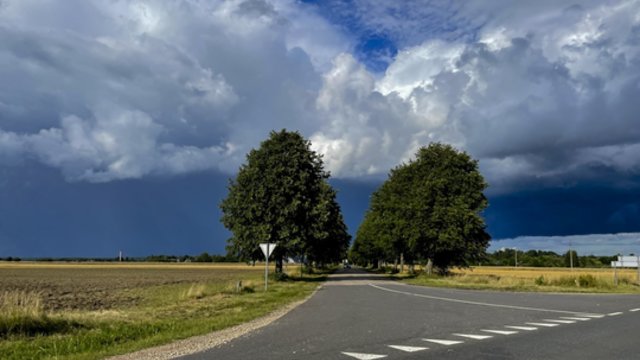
[
  {"left": 611, "top": 256, "right": 640, "bottom": 268},
  {"left": 259, "top": 243, "right": 277, "bottom": 258}
]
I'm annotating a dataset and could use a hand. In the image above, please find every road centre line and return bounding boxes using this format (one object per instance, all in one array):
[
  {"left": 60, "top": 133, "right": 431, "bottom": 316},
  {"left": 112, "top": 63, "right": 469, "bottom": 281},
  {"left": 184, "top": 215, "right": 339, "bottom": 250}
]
[
  {"left": 526, "top": 322, "right": 559, "bottom": 327},
  {"left": 630, "top": 308, "right": 640, "bottom": 312},
  {"left": 341, "top": 352, "right": 387, "bottom": 359},
  {"left": 453, "top": 333, "right": 493, "bottom": 340},
  {"left": 387, "top": 345, "right": 428, "bottom": 352},
  {"left": 560, "top": 317, "right": 591, "bottom": 321},
  {"left": 505, "top": 325, "right": 538, "bottom": 331},
  {"left": 543, "top": 319, "right": 576, "bottom": 324},
  {"left": 481, "top": 329, "right": 518, "bottom": 335},
  {"left": 422, "top": 339, "right": 464, "bottom": 345},
  {"left": 368, "top": 283, "right": 595, "bottom": 315},
  {"left": 608, "top": 312, "right": 623, "bottom": 316}
]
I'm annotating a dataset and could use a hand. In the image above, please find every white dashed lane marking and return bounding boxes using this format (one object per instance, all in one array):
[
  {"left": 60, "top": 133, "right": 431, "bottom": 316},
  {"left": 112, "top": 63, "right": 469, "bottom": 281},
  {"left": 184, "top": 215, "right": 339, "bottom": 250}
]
[
  {"left": 505, "top": 325, "right": 537, "bottom": 331},
  {"left": 608, "top": 312, "right": 623, "bottom": 316},
  {"left": 526, "top": 322, "right": 559, "bottom": 327},
  {"left": 560, "top": 316, "right": 591, "bottom": 321},
  {"left": 452, "top": 333, "right": 493, "bottom": 340},
  {"left": 481, "top": 329, "right": 518, "bottom": 335},
  {"left": 422, "top": 339, "right": 464, "bottom": 346},
  {"left": 543, "top": 319, "right": 575, "bottom": 324},
  {"left": 387, "top": 345, "right": 428, "bottom": 352},
  {"left": 630, "top": 308, "right": 640, "bottom": 312},
  {"left": 579, "top": 314, "right": 605, "bottom": 318},
  {"left": 341, "top": 352, "right": 387, "bottom": 359}
]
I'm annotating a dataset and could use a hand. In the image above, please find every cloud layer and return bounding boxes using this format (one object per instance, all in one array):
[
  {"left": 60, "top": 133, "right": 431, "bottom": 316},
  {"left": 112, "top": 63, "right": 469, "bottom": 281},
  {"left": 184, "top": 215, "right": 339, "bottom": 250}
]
[
  {"left": 490, "top": 232, "right": 640, "bottom": 256},
  {"left": 1, "top": 0, "right": 639, "bottom": 192}
]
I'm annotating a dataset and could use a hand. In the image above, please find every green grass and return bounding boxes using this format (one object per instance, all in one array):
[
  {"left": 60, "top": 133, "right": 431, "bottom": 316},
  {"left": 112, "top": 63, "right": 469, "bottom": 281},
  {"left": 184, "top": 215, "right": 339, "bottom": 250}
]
[{"left": 0, "top": 264, "right": 323, "bottom": 360}]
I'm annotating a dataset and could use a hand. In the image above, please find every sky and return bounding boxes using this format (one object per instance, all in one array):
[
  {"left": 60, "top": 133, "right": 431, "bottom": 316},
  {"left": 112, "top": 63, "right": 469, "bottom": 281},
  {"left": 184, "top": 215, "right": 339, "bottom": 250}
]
[{"left": 1, "top": 0, "right": 640, "bottom": 257}]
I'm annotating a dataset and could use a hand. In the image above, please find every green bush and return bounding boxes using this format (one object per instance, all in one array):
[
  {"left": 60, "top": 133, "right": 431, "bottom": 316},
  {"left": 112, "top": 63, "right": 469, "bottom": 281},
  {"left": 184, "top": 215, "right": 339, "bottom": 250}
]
[
  {"left": 577, "top": 274, "right": 597, "bottom": 287},
  {"left": 534, "top": 275, "right": 547, "bottom": 286}
]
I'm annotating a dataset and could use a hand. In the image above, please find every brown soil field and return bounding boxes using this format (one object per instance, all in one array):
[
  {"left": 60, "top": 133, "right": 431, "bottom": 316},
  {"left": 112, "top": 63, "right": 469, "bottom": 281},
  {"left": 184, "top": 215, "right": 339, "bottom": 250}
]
[{"left": 0, "top": 262, "right": 266, "bottom": 311}]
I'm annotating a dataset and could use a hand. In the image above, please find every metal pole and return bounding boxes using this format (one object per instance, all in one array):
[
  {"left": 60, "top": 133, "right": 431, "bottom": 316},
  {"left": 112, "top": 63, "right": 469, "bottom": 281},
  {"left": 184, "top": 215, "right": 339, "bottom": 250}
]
[
  {"left": 265, "top": 243, "right": 269, "bottom": 291},
  {"left": 515, "top": 248, "right": 518, "bottom": 268},
  {"left": 569, "top": 239, "right": 573, "bottom": 271},
  {"left": 614, "top": 262, "right": 618, "bottom": 286},
  {"left": 637, "top": 256, "right": 640, "bottom": 284}
]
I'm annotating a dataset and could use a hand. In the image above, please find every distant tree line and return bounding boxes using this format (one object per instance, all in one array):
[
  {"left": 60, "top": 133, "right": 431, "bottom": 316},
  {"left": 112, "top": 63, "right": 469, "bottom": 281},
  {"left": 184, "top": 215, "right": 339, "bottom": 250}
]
[
  {"left": 0, "top": 253, "right": 239, "bottom": 263},
  {"left": 481, "top": 249, "right": 618, "bottom": 268}
]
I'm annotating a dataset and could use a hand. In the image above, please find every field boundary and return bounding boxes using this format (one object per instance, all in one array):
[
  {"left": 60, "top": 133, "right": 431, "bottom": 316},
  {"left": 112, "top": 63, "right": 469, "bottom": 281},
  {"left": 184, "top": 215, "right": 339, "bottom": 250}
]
[{"left": 107, "top": 283, "right": 323, "bottom": 360}]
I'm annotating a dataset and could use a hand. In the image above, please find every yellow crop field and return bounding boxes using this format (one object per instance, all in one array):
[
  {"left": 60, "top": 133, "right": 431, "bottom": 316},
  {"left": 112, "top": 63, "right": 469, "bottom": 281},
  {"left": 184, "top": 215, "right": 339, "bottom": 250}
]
[{"left": 404, "top": 266, "right": 640, "bottom": 293}]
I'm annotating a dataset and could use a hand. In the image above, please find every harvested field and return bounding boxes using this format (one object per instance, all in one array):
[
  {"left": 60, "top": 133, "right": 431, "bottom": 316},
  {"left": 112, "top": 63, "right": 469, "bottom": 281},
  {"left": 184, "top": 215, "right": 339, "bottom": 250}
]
[
  {"left": 0, "top": 263, "right": 268, "bottom": 311},
  {"left": 0, "top": 262, "right": 319, "bottom": 360}
]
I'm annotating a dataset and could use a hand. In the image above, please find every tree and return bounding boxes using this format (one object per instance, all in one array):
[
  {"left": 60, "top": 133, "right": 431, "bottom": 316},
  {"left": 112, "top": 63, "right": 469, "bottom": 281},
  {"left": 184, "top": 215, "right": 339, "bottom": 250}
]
[
  {"left": 564, "top": 250, "right": 580, "bottom": 268},
  {"left": 353, "top": 143, "right": 490, "bottom": 273},
  {"left": 220, "top": 129, "right": 349, "bottom": 272},
  {"left": 305, "top": 182, "right": 351, "bottom": 266}
]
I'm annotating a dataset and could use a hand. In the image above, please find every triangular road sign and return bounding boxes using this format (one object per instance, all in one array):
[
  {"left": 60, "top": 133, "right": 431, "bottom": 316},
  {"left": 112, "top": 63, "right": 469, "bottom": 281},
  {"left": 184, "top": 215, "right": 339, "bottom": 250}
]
[{"left": 259, "top": 243, "right": 277, "bottom": 258}]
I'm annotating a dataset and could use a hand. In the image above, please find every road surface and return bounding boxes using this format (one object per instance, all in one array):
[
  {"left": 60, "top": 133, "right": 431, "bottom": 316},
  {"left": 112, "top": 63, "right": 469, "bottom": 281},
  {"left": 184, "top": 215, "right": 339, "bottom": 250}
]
[{"left": 181, "top": 268, "right": 640, "bottom": 360}]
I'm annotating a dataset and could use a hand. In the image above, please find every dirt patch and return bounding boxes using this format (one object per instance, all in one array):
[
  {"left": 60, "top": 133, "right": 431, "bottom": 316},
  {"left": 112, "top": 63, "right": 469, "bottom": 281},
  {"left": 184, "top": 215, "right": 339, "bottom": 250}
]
[{"left": 0, "top": 265, "right": 261, "bottom": 311}]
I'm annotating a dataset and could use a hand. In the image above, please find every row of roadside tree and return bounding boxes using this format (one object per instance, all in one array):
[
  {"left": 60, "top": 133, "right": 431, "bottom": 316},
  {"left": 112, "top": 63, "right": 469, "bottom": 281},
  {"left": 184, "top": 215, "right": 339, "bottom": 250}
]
[{"left": 221, "top": 130, "right": 491, "bottom": 274}]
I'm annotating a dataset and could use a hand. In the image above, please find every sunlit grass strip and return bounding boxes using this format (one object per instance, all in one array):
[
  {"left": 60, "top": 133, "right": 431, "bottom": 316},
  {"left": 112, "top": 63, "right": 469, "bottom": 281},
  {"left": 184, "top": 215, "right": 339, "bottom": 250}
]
[{"left": 0, "top": 291, "right": 83, "bottom": 338}]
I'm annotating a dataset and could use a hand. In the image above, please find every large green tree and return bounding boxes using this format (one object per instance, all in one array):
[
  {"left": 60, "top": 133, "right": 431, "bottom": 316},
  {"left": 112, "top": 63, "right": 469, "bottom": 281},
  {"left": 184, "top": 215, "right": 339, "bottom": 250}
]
[
  {"left": 221, "top": 130, "right": 349, "bottom": 272},
  {"left": 352, "top": 143, "right": 490, "bottom": 272}
]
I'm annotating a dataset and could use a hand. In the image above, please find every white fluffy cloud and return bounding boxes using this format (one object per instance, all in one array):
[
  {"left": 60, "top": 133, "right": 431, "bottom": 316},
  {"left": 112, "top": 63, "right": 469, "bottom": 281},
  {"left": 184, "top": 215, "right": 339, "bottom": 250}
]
[
  {"left": 1, "top": 0, "right": 639, "bottom": 191},
  {"left": 310, "top": 0, "right": 640, "bottom": 192},
  {"left": 0, "top": 0, "right": 346, "bottom": 181}
]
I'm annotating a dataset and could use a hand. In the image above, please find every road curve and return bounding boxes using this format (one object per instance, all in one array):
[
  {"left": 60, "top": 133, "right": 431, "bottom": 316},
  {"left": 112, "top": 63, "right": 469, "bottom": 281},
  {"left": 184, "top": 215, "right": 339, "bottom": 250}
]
[{"left": 180, "top": 268, "right": 640, "bottom": 360}]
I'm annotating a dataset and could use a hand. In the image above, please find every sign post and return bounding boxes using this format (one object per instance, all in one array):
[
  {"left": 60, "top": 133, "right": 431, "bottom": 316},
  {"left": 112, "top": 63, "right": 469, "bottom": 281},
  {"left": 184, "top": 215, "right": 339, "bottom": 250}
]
[
  {"left": 259, "top": 243, "right": 277, "bottom": 291},
  {"left": 611, "top": 255, "right": 640, "bottom": 285}
]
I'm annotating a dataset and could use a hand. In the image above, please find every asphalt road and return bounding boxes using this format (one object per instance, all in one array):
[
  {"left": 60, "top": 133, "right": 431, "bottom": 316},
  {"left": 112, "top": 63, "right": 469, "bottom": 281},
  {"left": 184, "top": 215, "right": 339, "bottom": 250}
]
[{"left": 181, "top": 268, "right": 640, "bottom": 360}]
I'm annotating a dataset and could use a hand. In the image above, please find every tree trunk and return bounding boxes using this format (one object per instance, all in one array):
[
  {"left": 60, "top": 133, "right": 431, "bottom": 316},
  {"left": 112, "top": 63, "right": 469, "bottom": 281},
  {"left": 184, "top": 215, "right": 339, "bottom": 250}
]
[
  {"left": 275, "top": 255, "right": 283, "bottom": 273},
  {"left": 425, "top": 258, "right": 433, "bottom": 275},
  {"left": 393, "top": 258, "right": 398, "bottom": 271},
  {"left": 400, "top": 253, "right": 404, "bottom": 273}
]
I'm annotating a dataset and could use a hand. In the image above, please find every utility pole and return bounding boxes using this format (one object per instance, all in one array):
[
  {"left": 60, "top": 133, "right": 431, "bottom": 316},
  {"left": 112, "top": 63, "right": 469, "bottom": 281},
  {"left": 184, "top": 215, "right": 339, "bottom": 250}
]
[
  {"left": 569, "top": 238, "right": 574, "bottom": 271},
  {"left": 514, "top": 248, "right": 518, "bottom": 268}
]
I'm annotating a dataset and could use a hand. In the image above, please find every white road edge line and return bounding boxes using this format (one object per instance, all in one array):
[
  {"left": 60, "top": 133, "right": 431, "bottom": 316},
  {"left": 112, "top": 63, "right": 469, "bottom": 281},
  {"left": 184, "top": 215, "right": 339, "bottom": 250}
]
[
  {"left": 630, "top": 308, "right": 640, "bottom": 312},
  {"left": 341, "top": 352, "right": 387, "bottom": 360},
  {"left": 452, "top": 333, "right": 493, "bottom": 340},
  {"left": 608, "top": 312, "right": 624, "bottom": 316},
  {"left": 526, "top": 322, "right": 559, "bottom": 327},
  {"left": 368, "top": 283, "right": 589, "bottom": 315},
  {"left": 481, "top": 329, "right": 518, "bottom": 335},
  {"left": 387, "top": 345, "right": 428, "bottom": 352},
  {"left": 422, "top": 339, "right": 464, "bottom": 346},
  {"left": 505, "top": 326, "right": 537, "bottom": 331}
]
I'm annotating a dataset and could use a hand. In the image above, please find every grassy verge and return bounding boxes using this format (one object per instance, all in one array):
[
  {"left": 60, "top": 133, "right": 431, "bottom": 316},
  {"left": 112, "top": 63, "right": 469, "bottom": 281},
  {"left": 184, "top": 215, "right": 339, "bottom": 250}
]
[
  {"left": 0, "top": 263, "right": 324, "bottom": 360},
  {"left": 388, "top": 266, "right": 640, "bottom": 293}
]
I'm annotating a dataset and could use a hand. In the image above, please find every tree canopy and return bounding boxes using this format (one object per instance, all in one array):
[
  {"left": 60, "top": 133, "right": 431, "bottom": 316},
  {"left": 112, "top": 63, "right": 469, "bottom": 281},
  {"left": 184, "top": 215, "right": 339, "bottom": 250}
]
[
  {"left": 220, "top": 130, "right": 349, "bottom": 271},
  {"left": 350, "top": 143, "right": 490, "bottom": 273}
]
